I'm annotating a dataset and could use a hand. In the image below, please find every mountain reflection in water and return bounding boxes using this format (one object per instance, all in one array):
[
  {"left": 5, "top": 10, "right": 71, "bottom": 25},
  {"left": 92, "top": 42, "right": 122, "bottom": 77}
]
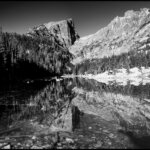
[{"left": 0, "top": 77, "right": 150, "bottom": 148}]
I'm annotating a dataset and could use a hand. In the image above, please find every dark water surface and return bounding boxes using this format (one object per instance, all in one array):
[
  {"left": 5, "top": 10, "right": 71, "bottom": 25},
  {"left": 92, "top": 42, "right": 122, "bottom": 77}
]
[{"left": 0, "top": 77, "right": 150, "bottom": 149}]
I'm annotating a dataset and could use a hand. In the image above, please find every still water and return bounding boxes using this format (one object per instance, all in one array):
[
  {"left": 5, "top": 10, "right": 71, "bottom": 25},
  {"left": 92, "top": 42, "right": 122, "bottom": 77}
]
[{"left": 0, "top": 77, "right": 150, "bottom": 149}]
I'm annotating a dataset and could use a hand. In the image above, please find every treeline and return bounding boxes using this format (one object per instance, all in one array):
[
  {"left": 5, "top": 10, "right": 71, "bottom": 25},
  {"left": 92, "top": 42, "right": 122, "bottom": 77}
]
[
  {"left": 0, "top": 30, "right": 73, "bottom": 82},
  {"left": 73, "top": 77, "right": 150, "bottom": 100},
  {"left": 74, "top": 49, "right": 150, "bottom": 74}
]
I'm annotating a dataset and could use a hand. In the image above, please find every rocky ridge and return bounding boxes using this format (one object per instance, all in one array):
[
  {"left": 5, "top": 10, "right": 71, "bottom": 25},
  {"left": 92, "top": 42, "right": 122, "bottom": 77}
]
[
  {"left": 28, "top": 18, "right": 79, "bottom": 48},
  {"left": 0, "top": 18, "right": 81, "bottom": 82},
  {"left": 69, "top": 8, "right": 150, "bottom": 64}
]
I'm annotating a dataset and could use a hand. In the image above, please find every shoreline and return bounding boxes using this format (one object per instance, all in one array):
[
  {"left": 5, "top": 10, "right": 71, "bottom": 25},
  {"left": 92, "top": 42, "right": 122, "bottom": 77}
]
[{"left": 62, "top": 67, "right": 150, "bottom": 86}]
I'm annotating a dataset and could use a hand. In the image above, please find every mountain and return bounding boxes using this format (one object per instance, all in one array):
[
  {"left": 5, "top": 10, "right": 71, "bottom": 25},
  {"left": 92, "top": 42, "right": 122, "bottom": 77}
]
[
  {"left": 0, "top": 18, "right": 79, "bottom": 82},
  {"left": 27, "top": 18, "right": 79, "bottom": 48},
  {"left": 70, "top": 8, "right": 150, "bottom": 67},
  {"left": 2, "top": 8, "right": 150, "bottom": 81}
]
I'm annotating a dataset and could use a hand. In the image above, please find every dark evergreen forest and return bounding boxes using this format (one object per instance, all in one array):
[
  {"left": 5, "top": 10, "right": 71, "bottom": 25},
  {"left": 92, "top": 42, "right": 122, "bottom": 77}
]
[
  {"left": 0, "top": 30, "right": 73, "bottom": 83},
  {"left": 74, "top": 49, "right": 150, "bottom": 75}
]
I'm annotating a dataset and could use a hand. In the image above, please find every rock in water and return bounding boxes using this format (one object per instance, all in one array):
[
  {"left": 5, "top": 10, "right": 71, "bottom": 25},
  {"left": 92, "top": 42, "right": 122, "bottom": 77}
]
[
  {"left": 94, "top": 141, "right": 102, "bottom": 148},
  {"left": 66, "top": 138, "right": 74, "bottom": 143},
  {"left": 3, "top": 145, "right": 10, "bottom": 149}
]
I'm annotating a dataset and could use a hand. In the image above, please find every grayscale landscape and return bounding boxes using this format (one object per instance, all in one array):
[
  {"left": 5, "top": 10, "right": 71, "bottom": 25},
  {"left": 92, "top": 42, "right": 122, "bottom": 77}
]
[{"left": 1, "top": 1, "right": 150, "bottom": 149}]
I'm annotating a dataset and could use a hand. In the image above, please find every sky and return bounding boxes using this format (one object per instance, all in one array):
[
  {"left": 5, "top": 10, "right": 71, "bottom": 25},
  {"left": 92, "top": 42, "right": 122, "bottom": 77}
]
[{"left": 1, "top": 1, "right": 150, "bottom": 37}]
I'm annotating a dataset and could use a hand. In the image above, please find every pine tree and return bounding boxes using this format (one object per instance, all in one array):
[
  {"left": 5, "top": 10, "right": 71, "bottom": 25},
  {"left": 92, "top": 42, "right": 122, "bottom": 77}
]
[{"left": 0, "top": 26, "right": 4, "bottom": 52}]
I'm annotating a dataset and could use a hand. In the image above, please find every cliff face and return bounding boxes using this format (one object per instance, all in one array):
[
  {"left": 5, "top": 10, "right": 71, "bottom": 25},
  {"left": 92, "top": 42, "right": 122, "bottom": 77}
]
[
  {"left": 0, "top": 18, "right": 80, "bottom": 82},
  {"left": 70, "top": 8, "right": 150, "bottom": 64},
  {"left": 28, "top": 18, "right": 79, "bottom": 48}
]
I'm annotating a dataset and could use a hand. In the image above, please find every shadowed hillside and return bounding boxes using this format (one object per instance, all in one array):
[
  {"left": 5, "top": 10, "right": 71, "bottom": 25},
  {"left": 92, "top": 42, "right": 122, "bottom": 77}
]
[{"left": 0, "top": 19, "right": 79, "bottom": 82}]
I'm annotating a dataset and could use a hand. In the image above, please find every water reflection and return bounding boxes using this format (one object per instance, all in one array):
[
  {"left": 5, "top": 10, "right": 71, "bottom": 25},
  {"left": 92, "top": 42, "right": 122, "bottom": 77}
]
[
  {"left": 72, "top": 106, "right": 82, "bottom": 131},
  {"left": 0, "top": 78, "right": 75, "bottom": 131},
  {"left": 1, "top": 77, "right": 150, "bottom": 148},
  {"left": 70, "top": 77, "right": 150, "bottom": 148}
]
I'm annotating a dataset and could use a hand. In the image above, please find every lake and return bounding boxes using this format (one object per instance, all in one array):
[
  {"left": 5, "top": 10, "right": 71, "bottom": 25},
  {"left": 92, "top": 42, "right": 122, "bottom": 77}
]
[{"left": 0, "top": 77, "right": 150, "bottom": 149}]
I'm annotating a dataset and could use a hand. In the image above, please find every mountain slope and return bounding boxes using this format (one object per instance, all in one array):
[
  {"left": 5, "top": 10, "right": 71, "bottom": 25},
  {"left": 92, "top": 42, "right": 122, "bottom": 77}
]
[
  {"left": 70, "top": 8, "right": 150, "bottom": 65},
  {"left": 0, "top": 18, "right": 79, "bottom": 82},
  {"left": 28, "top": 18, "right": 79, "bottom": 48}
]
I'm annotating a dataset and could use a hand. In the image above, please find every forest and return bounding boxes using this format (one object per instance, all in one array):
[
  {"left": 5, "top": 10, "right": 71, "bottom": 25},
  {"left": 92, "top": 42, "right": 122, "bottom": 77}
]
[
  {"left": 0, "top": 28, "right": 73, "bottom": 83},
  {"left": 74, "top": 48, "right": 150, "bottom": 75},
  {"left": 2, "top": 26, "right": 150, "bottom": 83}
]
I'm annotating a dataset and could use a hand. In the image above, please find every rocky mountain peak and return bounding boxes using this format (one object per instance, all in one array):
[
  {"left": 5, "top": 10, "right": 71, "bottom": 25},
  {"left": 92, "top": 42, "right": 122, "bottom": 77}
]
[
  {"left": 28, "top": 18, "right": 79, "bottom": 48},
  {"left": 70, "top": 8, "right": 150, "bottom": 64}
]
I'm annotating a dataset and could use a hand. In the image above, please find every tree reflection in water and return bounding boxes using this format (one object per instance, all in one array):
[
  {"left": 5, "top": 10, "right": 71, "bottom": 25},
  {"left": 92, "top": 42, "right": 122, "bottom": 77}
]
[
  {"left": 0, "top": 78, "right": 76, "bottom": 133},
  {"left": 72, "top": 105, "right": 83, "bottom": 131},
  {"left": 1, "top": 77, "right": 150, "bottom": 148}
]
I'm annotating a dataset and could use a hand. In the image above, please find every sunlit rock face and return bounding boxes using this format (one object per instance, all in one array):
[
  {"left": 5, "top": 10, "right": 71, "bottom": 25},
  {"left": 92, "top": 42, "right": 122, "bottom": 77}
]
[
  {"left": 70, "top": 8, "right": 150, "bottom": 64},
  {"left": 28, "top": 18, "right": 79, "bottom": 48}
]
